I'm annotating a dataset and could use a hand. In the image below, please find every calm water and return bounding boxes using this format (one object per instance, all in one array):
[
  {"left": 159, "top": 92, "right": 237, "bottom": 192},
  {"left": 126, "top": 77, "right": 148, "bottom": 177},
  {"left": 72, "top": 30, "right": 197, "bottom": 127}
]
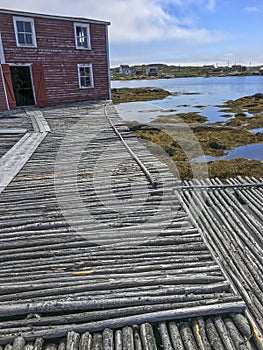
[
  {"left": 112, "top": 75, "right": 263, "bottom": 123},
  {"left": 250, "top": 128, "right": 263, "bottom": 133},
  {"left": 112, "top": 76, "right": 263, "bottom": 162},
  {"left": 192, "top": 144, "right": 263, "bottom": 162}
]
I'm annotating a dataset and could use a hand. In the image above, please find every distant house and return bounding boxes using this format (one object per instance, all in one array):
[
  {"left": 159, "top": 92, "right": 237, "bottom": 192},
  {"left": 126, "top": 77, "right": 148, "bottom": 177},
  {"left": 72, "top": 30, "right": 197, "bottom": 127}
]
[
  {"left": 146, "top": 67, "right": 158, "bottom": 77},
  {"left": 119, "top": 65, "right": 132, "bottom": 75},
  {"left": 203, "top": 65, "right": 215, "bottom": 69},
  {"left": 0, "top": 9, "right": 110, "bottom": 112},
  {"left": 232, "top": 65, "right": 247, "bottom": 73},
  {"left": 259, "top": 67, "right": 263, "bottom": 75},
  {"left": 135, "top": 70, "right": 143, "bottom": 76}
]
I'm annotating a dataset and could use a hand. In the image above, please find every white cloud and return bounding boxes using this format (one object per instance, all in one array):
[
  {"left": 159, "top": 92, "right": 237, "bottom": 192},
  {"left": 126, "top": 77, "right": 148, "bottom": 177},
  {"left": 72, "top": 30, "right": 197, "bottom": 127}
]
[
  {"left": 1, "top": 0, "right": 229, "bottom": 66},
  {"left": 244, "top": 6, "right": 261, "bottom": 13},
  {"left": 0, "top": 0, "right": 224, "bottom": 44},
  {"left": 223, "top": 53, "right": 234, "bottom": 58},
  {"left": 206, "top": 0, "right": 216, "bottom": 12}
]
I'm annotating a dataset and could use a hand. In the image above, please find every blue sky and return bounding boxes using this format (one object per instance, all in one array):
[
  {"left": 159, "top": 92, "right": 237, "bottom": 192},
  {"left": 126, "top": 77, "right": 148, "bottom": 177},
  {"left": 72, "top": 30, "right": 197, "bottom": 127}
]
[{"left": 1, "top": 0, "right": 263, "bottom": 67}]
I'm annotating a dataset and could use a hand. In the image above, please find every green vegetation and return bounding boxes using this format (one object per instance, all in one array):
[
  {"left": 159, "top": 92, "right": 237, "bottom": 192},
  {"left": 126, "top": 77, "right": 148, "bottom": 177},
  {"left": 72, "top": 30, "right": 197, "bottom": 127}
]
[
  {"left": 171, "top": 159, "right": 263, "bottom": 181},
  {"left": 220, "top": 94, "right": 263, "bottom": 114},
  {"left": 111, "top": 63, "right": 260, "bottom": 80},
  {"left": 111, "top": 87, "right": 171, "bottom": 103},
  {"left": 193, "top": 127, "right": 260, "bottom": 157},
  {"left": 133, "top": 120, "right": 261, "bottom": 159},
  {"left": 218, "top": 94, "right": 263, "bottom": 131},
  {"left": 120, "top": 93, "right": 263, "bottom": 181},
  {"left": 154, "top": 112, "right": 208, "bottom": 124}
]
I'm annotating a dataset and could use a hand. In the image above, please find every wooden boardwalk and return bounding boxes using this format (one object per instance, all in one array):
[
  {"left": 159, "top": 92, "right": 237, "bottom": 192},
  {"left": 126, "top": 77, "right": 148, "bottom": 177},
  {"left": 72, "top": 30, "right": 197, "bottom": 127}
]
[
  {"left": 2, "top": 315, "right": 259, "bottom": 350},
  {"left": 0, "top": 108, "right": 49, "bottom": 194},
  {"left": 177, "top": 176, "right": 263, "bottom": 335},
  {"left": 0, "top": 102, "right": 262, "bottom": 348},
  {"left": 0, "top": 110, "right": 33, "bottom": 158}
]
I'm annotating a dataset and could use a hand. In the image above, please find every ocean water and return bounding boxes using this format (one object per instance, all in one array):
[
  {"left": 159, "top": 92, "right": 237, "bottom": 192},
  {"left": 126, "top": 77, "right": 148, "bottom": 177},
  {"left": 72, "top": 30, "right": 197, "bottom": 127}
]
[
  {"left": 250, "top": 128, "right": 263, "bottom": 133},
  {"left": 112, "top": 76, "right": 263, "bottom": 162},
  {"left": 112, "top": 75, "right": 263, "bottom": 123},
  {"left": 192, "top": 144, "right": 263, "bottom": 162}
]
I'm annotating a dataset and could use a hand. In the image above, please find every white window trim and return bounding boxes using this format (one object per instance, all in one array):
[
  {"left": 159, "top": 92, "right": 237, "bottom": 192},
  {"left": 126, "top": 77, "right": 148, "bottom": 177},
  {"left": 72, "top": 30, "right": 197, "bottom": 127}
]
[
  {"left": 13, "top": 16, "right": 37, "bottom": 48},
  {"left": 78, "top": 64, "right": 94, "bottom": 89},
  {"left": 74, "top": 23, "right": 91, "bottom": 50},
  {"left": 0, "top": 33, "right": 5, "bottom": 63}
]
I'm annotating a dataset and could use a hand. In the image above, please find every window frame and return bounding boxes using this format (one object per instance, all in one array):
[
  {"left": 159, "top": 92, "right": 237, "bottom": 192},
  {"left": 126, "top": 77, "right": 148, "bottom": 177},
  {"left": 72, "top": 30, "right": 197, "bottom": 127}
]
[
  {"left": 13, "top": 16, "right": 37, "bottom": 48},
  {"left": 78, "top": 64, "right": 94, "bottom": 89},
  {"left": 74, "top": 23, "right": 91, "bottom": 50}
]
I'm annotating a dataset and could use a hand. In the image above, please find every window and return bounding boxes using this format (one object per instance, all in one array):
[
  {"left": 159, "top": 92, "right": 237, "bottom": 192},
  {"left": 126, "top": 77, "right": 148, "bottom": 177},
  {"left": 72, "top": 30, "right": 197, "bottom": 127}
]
[
  {"left": 13, "top": 17, "right": 37, "bottom": 47},
  {"left": 74, "top": 23, "right": 91, "bottom": 49},
  {"left": 78, "top": 64, "right": 94, "bottom": 88}
]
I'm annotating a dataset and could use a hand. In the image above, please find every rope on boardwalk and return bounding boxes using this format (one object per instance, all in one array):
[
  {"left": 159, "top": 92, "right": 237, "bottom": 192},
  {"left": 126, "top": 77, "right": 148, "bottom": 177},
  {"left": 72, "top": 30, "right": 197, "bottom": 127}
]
[{"left": 104, "top": 102, "right": 157, "bottom": 189}]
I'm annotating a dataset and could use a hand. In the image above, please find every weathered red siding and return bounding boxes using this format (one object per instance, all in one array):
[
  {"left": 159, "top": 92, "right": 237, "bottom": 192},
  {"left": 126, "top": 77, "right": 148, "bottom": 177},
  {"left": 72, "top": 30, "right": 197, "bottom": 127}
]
[
  {"left": 1, "top": 64, "right": 16, "bottom": 109},
  {"left": 0, "top": 67, "right": 8, "bottom": 111},
  {"left": 0, "top": 10, "right": 110, "bottom": 111}
]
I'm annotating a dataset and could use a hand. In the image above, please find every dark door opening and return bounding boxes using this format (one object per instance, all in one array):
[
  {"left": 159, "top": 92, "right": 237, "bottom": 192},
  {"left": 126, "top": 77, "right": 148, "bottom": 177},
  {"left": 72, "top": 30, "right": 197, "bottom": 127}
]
[{"left": 10, "top": 66, "right": 35, "bottom": 106}]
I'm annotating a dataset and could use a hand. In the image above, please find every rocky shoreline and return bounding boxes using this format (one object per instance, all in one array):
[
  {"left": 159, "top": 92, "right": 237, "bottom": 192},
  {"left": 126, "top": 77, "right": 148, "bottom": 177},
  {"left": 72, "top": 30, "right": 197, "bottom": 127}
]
[
  {"left": 111, "top": 87, "right": 171, "bottom": 103},
  {"left": 112, "top": 88, "right": 263, "bottom": 180}
]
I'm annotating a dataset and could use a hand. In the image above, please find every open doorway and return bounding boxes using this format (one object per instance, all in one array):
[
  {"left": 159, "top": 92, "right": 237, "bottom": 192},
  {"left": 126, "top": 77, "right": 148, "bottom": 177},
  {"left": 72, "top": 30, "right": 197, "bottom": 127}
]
[{"left": 10, "top": 66, "right": 35, "bottom": 106}]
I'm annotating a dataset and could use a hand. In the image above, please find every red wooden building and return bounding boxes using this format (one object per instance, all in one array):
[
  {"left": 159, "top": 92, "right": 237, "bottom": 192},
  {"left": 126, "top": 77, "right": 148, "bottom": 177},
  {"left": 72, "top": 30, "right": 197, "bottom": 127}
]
[{"left": 0, "top": 9, "right": 111, "bottom": 112}]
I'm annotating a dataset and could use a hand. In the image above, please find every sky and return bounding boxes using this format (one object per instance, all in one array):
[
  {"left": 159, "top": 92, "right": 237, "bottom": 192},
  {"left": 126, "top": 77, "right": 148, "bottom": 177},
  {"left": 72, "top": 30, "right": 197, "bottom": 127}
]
[{"left": 1, "top": 0, "right": 263, "bottom": 67}]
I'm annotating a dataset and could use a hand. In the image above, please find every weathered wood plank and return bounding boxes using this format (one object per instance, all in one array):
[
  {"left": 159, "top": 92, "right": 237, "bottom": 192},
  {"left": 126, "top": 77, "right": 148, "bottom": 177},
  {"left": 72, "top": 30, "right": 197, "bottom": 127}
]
[{"left": 1, "top": 103, "right": 258, "bottom": 345}]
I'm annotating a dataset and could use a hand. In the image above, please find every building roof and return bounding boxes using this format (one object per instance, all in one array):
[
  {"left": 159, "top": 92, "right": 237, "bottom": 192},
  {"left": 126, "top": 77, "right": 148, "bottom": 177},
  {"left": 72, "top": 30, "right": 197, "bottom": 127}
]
[{"left": 0, "top": 8, "right": 110, "bottom": 25}]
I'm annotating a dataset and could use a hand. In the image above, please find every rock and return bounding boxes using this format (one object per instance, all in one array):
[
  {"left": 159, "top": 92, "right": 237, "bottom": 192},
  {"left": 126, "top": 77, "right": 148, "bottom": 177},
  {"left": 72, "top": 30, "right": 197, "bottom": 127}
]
[
  {"left": 253, "top": 93, "right": 263, "bottom": 99},
  {"left": 208, "top": 138, "right": 226, "bottom": 149}
]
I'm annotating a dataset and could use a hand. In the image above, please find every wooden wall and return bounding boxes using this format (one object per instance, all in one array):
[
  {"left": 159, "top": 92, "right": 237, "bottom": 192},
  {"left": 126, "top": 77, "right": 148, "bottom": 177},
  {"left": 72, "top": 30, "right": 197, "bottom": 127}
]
[
  {"left": 0, "top": 68, "right": 8, "bottom": 111},
  {"left": 0, "top": 12, "right": 110, "bottom": 111}
]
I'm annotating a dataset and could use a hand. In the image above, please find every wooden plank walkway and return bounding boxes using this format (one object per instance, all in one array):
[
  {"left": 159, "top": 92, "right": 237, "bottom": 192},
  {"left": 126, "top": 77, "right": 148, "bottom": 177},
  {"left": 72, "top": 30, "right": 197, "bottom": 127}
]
[
  {"left": 0, "top": 108, "right": 49, "bottom": 194},
  {"left": 0, "top": 132, "right": 47, "bottom": 194},
  {"left": 0, "top": 132, "right": 24, "bottom": 158},
  {"left": 177, "top": 176, "right": 263, "bottom": 336},
  {"left": 0, "top": 102, "right": 249, "bottom": 345},
  {"left": 0, "top": 110, "right": 33, "bottom": 158},
  {"left": 0, "top": 103, "right": 263, "bottom": 350},
  {"left": 1, "top": 314, "right": 260, "bottom": 350}
]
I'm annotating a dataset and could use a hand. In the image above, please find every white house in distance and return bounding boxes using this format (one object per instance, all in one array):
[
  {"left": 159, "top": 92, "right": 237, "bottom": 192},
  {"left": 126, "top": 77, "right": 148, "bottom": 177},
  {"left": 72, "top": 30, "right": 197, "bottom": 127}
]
[{"left": 119, "top": 64, "right": 132, "bottom": 75}]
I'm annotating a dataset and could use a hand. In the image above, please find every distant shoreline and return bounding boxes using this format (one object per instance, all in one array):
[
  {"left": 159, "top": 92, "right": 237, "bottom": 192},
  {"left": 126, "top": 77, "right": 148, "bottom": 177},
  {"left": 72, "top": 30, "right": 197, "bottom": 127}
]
[
  {"left": 111, "top": 64, "right": 263, "bottom": 81},
  {"left": 111, "top": 73, "right": 260, "bottom": 81}
]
